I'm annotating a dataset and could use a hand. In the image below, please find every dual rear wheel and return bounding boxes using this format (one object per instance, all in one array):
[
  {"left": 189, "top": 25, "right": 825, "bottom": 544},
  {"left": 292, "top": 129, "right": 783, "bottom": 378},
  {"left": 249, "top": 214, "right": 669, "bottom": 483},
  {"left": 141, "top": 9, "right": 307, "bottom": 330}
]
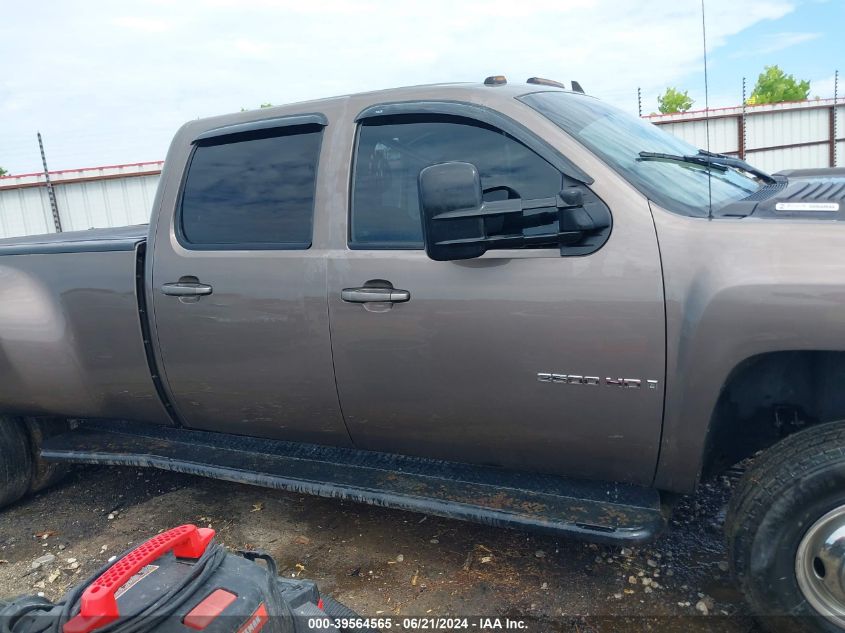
[
  {"left": 0, "top": 421, "right": 33, "bottom": 508},
  {"left": 0, "top": 418, "right": 69, "bottom": 509}
]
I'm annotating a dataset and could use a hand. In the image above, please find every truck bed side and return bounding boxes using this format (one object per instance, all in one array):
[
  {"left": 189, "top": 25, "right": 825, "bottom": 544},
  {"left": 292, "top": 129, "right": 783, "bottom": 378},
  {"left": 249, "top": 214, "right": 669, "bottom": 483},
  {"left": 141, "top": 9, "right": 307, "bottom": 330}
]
[{"left": 0, "top": 225, "right": 171, "bottom": 424}]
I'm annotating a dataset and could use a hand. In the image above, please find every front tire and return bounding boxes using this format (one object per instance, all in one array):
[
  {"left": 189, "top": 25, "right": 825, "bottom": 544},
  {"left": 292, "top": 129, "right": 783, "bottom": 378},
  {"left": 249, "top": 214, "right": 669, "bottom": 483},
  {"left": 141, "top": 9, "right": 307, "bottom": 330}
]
[
  {"left": 0, "top": 418, "right": 34, "bottom": 509},
  {"left": 726, "top": 420, "right": 845, "bottom": 632}
]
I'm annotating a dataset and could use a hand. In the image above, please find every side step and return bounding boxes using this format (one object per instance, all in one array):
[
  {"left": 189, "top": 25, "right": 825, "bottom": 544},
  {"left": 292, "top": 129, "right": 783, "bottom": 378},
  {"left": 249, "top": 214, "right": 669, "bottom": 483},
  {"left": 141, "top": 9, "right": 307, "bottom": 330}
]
[{"left": 41, "top": 421, "right": 664, "bottom": 545}]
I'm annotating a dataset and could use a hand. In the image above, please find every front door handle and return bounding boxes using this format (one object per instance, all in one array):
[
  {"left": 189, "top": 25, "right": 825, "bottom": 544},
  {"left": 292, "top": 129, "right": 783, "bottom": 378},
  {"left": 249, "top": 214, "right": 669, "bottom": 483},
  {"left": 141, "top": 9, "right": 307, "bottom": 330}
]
[
  {"left": 161, "top": 281, "right": 213, "bottom": 297},
  {"left": 341, "top": 287, "right": 410, "bottom": 303}
]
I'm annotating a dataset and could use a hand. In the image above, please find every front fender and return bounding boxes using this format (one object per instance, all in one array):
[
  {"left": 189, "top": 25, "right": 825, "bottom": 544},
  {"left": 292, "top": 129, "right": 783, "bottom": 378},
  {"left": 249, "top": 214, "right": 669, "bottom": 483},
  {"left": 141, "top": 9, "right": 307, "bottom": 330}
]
[{"left": 651, "top": 204, "right": 845, "bottom": 492}]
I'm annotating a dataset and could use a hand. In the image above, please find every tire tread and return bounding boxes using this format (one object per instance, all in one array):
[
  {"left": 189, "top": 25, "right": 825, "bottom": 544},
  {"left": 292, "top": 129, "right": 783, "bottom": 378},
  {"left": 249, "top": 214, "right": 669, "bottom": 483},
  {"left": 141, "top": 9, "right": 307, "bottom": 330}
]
[
  {"left": 725, "top": 420, "right": 845, "bottom": 633},
  {"left": 0, "top": 418, "right": 34, "bottom": 508}
]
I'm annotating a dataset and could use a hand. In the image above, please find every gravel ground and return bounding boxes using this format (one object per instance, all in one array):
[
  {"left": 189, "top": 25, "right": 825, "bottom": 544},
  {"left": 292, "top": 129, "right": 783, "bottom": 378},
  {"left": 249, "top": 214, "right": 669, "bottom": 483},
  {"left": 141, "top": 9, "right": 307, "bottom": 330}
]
[{"left": 0, "top": 465, "right": 761, "bottom": 632}]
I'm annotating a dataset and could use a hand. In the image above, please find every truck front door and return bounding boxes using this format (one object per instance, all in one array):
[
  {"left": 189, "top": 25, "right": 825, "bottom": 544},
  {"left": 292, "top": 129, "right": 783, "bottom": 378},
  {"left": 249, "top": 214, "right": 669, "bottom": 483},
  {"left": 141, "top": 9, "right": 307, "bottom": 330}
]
[
  {"left": 150, "top": 115, "right": 351, "bottom": 446},
  {"left": 327, "top": 105, "right": 666, "bottom": 484}
]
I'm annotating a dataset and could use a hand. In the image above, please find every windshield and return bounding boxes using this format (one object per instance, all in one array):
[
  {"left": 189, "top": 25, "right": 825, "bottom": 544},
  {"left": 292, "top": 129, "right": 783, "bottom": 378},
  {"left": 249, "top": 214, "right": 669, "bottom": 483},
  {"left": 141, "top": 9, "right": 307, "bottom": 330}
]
[{"left": 520, "top": 91, "right": 761, "bottom": 217}]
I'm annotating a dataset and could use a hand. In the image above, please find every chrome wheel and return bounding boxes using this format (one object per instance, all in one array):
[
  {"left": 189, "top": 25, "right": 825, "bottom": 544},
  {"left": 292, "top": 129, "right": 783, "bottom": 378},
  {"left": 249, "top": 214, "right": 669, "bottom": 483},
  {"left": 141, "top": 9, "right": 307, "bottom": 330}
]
[{"left": 796, "top": 505, "right": 845, "bottom": 628}]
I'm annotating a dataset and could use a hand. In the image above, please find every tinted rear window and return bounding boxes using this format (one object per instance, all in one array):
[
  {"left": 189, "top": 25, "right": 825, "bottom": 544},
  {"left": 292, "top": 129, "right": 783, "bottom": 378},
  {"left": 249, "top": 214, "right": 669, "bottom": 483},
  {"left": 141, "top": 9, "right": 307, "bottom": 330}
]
[{"left": 180, "top": 126, "right": 322, "bottom": 248}]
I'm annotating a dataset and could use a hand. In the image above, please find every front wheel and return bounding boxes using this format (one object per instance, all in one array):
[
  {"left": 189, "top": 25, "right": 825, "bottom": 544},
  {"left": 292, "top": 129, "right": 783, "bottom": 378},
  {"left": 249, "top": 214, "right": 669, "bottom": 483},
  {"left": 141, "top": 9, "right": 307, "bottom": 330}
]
[{"left": 726, "top": 420, "right": 845, "bottom": 632}]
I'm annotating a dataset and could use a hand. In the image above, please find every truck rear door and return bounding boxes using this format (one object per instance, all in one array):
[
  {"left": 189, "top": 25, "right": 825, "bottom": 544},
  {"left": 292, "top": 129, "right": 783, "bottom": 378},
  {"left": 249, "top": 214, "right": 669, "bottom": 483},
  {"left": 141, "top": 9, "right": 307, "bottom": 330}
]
[
  {"left": 327, "top": 103, "right": 666, "bottom": 485},
  {"left": 149, "top": 114, "right": 351, "bottom": 446}
]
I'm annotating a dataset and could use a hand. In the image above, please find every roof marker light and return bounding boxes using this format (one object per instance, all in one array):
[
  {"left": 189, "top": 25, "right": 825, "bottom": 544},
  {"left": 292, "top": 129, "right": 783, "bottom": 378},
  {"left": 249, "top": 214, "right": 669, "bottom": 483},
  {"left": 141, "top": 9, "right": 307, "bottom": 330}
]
[
  {"left": 526, "top": 77, "right": 566, "bottom": 89},
  {"left": 484, "top": 75, "right": 507, "bottom": 86}
]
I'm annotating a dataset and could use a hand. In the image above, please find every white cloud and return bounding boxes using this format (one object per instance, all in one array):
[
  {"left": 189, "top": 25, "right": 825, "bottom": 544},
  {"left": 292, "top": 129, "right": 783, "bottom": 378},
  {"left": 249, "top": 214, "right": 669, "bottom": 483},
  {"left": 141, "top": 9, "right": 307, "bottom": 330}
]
[
  {"left": 809, "top": 73, "right": 838, "bottom": 98},
  {"left": 112, "top": 16, "right": 173, "bottom": 33},
  {"left": 0, "top": 0, "right": 800, "bottom": 172},
  {"left": 730, "top": 30, "right": 821, "bottom": 57},
  {"left": 230, "top": 38, "right": 274, "bottom": 59}
]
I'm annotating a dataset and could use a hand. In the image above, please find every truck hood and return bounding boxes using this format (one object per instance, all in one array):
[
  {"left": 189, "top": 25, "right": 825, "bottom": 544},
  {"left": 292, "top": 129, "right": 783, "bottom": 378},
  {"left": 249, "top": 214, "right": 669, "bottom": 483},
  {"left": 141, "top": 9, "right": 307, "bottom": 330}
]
[{"left": 719, "top": 167, "right": 845, "bottom": 220}]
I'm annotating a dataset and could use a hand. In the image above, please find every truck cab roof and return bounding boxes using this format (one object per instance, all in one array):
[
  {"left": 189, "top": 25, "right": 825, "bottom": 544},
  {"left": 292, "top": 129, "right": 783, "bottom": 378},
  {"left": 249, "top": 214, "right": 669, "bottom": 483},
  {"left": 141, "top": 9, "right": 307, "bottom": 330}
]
[
  {"left": 187, "top": 80, "right": 589, "bottom": 133},
  {"left": 262, "top": 78, "right": 586, "bottom": 110}
]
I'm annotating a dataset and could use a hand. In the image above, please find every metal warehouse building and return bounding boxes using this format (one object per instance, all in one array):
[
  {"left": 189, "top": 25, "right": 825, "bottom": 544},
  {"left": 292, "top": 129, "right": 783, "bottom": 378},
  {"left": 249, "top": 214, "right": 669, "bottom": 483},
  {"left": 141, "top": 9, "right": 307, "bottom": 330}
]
[
  {"left": 0, "top": 162, "right": 162, "bottom": 239},
  {"left": 645, "top": 97, "right": 844, "bottom": 174},
  {"left": 1, "top": 97, "right": 843, "bottom": 239}
]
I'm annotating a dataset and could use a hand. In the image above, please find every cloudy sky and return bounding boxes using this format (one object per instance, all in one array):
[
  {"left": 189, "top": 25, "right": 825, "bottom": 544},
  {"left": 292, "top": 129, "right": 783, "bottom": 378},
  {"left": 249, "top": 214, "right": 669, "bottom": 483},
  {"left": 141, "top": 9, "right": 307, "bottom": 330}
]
[{"left": 0, "top": 0, "right": 841, "bottom": 174}]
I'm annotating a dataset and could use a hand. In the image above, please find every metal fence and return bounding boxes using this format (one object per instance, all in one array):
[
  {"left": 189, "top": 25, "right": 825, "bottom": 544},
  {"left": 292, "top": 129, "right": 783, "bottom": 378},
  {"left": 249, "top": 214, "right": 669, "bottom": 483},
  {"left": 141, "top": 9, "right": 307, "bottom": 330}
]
[
  {"left": 643, "top": 98, "right": 844, "bottom": 173},
  {"left": 0, "top": 162, "right": 162, "bottom": 239}
]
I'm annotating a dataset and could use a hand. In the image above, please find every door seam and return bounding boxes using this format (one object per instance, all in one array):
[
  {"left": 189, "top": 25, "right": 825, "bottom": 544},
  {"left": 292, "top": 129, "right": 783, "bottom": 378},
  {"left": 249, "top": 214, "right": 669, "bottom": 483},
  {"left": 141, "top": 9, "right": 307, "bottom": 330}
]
[
  {"left": 646, "top": 199, "right": 669, "bottom": 488},
  {"left": 325, "top": 257, "right": 357, "bottom": 447}
]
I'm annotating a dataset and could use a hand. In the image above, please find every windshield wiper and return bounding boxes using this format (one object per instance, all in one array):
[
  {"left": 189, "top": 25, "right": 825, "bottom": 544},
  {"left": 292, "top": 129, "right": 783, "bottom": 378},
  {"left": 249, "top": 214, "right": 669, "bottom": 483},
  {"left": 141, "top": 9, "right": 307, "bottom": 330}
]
[
  {"left": 638, "top": 150, "right": 777, "bottom": 185},
  {"left": 637, "top": 151, "right": 728, "bottom": 173},
  {"left": 695, "top": 149, "right": 776, "bottom": 184}
]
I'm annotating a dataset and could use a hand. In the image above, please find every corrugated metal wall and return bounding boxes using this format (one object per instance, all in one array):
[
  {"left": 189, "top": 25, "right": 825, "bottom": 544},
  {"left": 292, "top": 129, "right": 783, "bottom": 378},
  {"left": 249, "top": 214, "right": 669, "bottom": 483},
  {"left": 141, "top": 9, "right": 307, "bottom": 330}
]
[
  {"left": 0, "top": 186, "right": 54, "bottom": 237},
  {"left": 54, "top": 174, "right": 159, "bottom": 232},
  {"left": 0, "top": 163, "right": 161, "bottom": 239},
  {"left": 659, "top": 118, "right": 740, "bottom": 155},
  {"left": 646, "top": 99, "right": 843, "bottom": 174}
]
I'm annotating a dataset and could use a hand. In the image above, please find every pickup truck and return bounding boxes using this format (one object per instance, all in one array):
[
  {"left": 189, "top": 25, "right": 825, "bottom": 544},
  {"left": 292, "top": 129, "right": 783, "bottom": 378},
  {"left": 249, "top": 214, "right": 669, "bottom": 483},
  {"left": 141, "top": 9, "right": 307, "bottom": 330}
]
[{"left": 2, "top": 77, "right": 845, "bottom": 632}]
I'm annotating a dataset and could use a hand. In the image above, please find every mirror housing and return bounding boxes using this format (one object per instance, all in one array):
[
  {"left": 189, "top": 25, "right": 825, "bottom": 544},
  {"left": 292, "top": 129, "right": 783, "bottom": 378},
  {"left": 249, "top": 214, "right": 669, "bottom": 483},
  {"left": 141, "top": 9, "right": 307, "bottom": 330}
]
[
  {"left": 419, "top": 162, "right": 487, "bottom": 261},
  {"left": 419, "top": 161, "right": 611, "bottom": 262}
]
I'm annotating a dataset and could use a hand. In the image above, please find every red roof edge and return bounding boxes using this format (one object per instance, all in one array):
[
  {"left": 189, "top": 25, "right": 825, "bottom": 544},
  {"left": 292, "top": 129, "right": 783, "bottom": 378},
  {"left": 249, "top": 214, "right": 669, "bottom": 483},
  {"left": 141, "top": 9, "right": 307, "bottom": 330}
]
[{"left": 0, "top": 160, "right": 164, "bottom": 180}]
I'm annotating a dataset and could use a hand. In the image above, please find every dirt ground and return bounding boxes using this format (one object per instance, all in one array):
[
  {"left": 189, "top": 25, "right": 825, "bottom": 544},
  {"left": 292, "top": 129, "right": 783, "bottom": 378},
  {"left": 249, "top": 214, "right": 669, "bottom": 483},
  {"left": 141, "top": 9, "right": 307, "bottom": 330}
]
[{"left": 0, "top": 465, "right": 761, "bottom": 632}]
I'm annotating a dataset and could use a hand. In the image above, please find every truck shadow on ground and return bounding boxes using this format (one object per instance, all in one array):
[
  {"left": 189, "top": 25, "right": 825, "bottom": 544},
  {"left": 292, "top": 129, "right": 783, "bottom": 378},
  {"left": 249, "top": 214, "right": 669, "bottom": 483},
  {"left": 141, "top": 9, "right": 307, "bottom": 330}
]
[{"left": 0, "top": 465, "right": 759, "bottom": 632}]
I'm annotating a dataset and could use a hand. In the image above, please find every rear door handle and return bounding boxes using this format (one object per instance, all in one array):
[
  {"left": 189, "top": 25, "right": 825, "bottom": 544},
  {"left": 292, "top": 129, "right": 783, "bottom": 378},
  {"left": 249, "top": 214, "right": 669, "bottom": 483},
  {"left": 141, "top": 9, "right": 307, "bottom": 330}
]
[
  {"left": 161, "top": 282, "right": 213, "bottom": 297},
  {"left": 341, "top": 287, "right": 410, "bottom": 303}
]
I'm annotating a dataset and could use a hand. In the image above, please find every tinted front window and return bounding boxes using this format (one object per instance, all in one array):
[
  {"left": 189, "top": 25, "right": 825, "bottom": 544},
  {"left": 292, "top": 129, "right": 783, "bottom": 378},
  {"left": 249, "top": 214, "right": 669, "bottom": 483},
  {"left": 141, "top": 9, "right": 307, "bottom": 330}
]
[
  {"left": 351, "top": 116, "right": 562, "bottom": 247},
  {"left": 521, "top": 92, "right": 760, "bottom": 217},
  {"left": 181, "top": 126, "right": 322, "bottom": 248}
]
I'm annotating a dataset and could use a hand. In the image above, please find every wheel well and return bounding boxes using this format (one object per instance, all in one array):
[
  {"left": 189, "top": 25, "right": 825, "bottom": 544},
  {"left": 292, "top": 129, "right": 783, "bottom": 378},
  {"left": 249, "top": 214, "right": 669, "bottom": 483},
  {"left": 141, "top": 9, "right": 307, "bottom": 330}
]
[{"left": 703, "top": 351, "right": 845, "bottom": 478}]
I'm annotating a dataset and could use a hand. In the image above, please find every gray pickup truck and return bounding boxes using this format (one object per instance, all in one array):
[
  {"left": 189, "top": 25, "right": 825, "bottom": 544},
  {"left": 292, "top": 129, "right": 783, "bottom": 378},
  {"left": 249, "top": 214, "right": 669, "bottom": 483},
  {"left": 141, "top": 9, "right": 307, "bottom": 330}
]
[{"left": 2, "top": 77, "right": 845, "bottom": 631}]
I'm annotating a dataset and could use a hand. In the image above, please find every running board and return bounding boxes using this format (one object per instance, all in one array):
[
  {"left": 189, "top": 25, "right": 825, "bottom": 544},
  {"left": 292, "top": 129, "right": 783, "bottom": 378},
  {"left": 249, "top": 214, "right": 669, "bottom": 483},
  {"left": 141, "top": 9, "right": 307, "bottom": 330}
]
[{"left": 41, "top": 421, "right": 664, "bottom": 545}]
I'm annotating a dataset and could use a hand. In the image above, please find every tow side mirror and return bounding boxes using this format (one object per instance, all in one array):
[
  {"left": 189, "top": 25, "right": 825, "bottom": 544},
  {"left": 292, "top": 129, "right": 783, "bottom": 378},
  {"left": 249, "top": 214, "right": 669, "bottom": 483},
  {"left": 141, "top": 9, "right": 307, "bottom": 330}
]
[
  {"left": 419, "top": 161, "right": 612, "bottom": 262},
  {"left": 418, "top": 162, "right": 488, "bottom": 261}
]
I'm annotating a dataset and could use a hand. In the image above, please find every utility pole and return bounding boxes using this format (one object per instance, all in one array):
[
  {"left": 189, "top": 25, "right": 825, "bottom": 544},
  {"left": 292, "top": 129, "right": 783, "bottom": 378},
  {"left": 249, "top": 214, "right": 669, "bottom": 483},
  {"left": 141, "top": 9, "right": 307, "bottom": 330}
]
[
  {"left": 834, "top": 70, "right": 839, "bottom": 167},
  {"left": 37, "top": 131, "right": 62, "bottom": 233},
  {"left": 740, "top": 77, "right": 747, "bottom": 160},
  {"left": 637, "top": 87, "right": 642, "bottom": 117}
]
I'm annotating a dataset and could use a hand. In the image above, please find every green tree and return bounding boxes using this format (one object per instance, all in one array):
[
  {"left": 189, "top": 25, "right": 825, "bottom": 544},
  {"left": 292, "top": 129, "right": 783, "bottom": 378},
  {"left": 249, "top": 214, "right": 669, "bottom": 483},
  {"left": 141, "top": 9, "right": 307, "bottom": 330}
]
[
  {"left": 657, "top": 87, "right": 694, "bottom": 114},
  {"left": 749, "top": 65, "right": 810, "bottom": 104},
  {"left": 0, "top": 167, "right": 7, "bottom": 177}
]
